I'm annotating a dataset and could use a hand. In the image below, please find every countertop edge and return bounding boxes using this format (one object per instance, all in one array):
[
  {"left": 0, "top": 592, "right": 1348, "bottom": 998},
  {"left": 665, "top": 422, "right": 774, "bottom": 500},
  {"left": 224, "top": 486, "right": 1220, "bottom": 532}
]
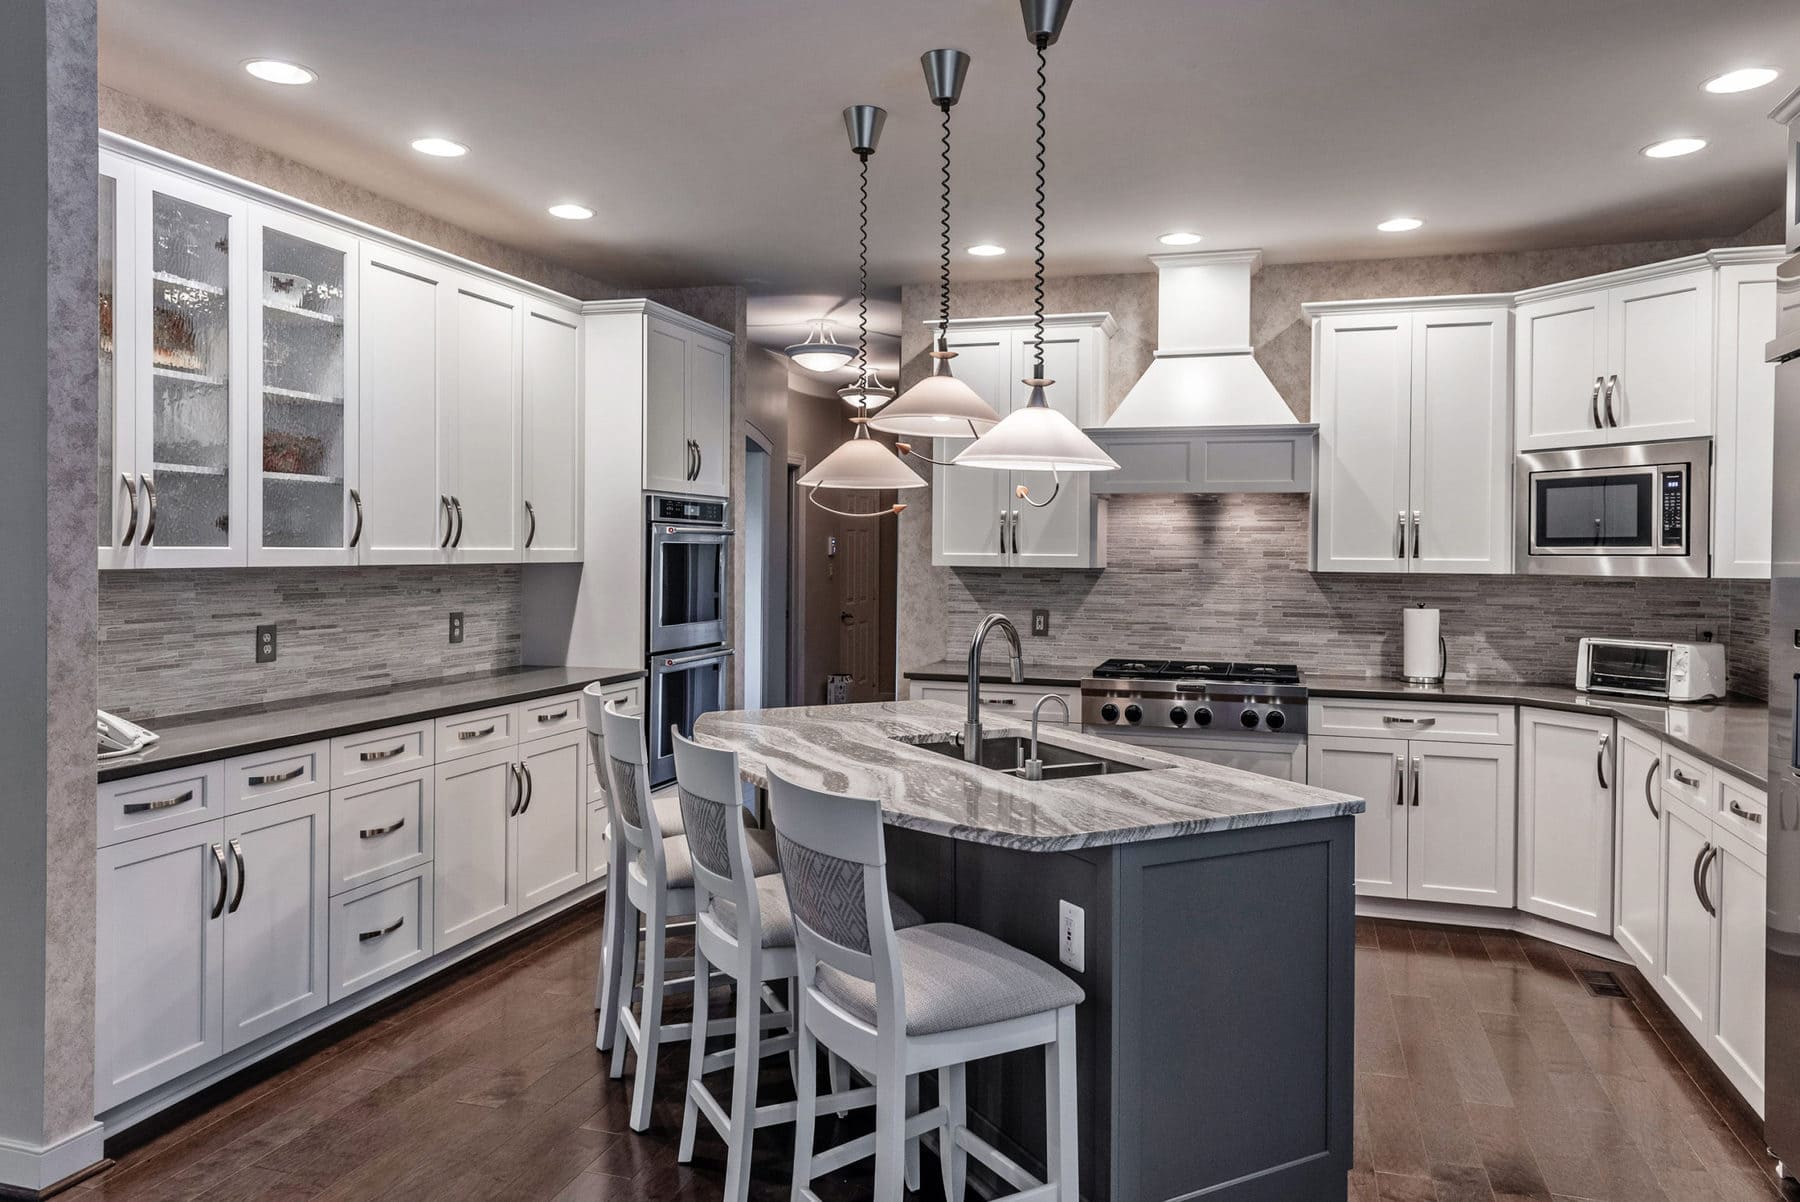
[{"left": 903, "top": 662, "right": 1091, "bottom": 688}]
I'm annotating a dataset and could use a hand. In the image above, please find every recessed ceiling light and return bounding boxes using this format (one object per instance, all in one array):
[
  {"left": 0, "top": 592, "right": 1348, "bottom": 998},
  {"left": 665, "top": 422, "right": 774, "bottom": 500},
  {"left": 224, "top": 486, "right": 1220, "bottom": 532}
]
[
  {"left": 1159, "top": 231, "right": 1203, "bottom": 246},
  {"left": 1641, "top": 137, "right": 1707, "bottom": 159},
  {"left": 547, "top": 203, "right": 594, "bottom": 220},
  {"left": 1704, "top": 67, "right": 1779, "bottom": 94},
  {"left": 243, "top": 59, "right": 315, "bottom": 86},
  {"left": 1377, "top": 217, "right": 1424, "bottom": 232},
  {"left": 967, "top": 243, "right": 1006, "bottom": 257},
  {"left": 410, "top": 137, "right": 468, "bottom": 158}
]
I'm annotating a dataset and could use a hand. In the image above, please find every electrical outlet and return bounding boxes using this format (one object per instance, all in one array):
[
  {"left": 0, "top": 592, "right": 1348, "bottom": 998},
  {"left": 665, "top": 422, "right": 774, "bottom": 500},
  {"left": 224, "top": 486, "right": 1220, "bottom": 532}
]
[
  {"left": 1058, "top": 899, "right": 1084, "bottom": 973},
  {"left": 448, "top": 612, "right": 464, "bottom": 644},
  {"left": 1031, "top": 608, "right": 1051, "bottom": 637},
  {"left": 255, "top": 624, "right": 278, "bottom": 664}
]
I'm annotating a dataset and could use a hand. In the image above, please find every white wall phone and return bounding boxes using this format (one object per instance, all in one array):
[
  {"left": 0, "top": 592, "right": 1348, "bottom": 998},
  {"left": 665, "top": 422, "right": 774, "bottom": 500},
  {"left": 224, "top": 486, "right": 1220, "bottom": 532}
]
[{"left": 98, "top": 709, "right": 158, "bottom": 760}]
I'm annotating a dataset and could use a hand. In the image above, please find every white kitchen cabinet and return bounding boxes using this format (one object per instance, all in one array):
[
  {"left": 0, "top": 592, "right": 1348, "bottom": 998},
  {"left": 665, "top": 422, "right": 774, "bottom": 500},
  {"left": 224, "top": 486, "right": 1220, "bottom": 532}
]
[
  {"left": 641, "top": 314, "right": 733, "bottom": 498},
  {"left": 929, "top": 314, "right": 1113, "bottom": 569},
  {"left": 330, "top": 767, "right": 434, "bottom": 894},
  {"left": 907, "top": 679, "right": 1080, "bottom": 719},
  {"left": 516, "top": 731, "right": 587, "bottom": 910},
  {"left": 1515, "top": 262, "right": 1715, "bottom": 452},
  {"left": 1712, "top": 252, "right": 1785, "bottom": 579},
  {"left": 433, "top": 745, "right": 519, "bottom": 949},
  {"left": 442, "top": 276, "right": 523, "bottom": 561},
  {"left": 1660, "top": 799, "right": 1716, "bottom": 1038},
  {"left": 688, "top": 332, "right": 731, "bottom": 497},
  {"left": 1712, "top": 827, "right": 1766, "bottom": 1109},
  {"left": 521, "top": 303, "right": 583, "bottom": 561},
  {"left": 1309, "top": 736, "right": 1407, "bottom": 898},
  {"left": 1517, "top": 708, "right": 1615, "bottom": 934},
  {"left": 1613, "top": 723, "right": 1664, "bottom": 973},
  {"left": 1307, "top": 301, "right": 1511, "bottom": 574},
  {"left": 359, "top": 242, "right": 451, "bottom": 564},
  {"left": 221, "top": 794, "right": 329, "bottom": 1051},
  {"left": 99, "top": 150, "right": 139, "bottom": 570}
]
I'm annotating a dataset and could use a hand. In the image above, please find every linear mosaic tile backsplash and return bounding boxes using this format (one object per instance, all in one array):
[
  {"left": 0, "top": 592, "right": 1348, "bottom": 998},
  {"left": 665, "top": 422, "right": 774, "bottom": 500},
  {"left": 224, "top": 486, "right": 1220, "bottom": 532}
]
[
  {"left": 943, "top": 495, "right": 1770, "bottom": 699},
  {"left": 99, "top": 566, "right": 522, "bottom": 720}
]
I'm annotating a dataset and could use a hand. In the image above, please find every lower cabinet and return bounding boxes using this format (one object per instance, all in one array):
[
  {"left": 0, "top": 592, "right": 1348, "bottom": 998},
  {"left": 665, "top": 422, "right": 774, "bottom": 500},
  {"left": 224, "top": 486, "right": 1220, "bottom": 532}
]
[
  {"left": 329, "top": 866, "right": 432, "bottom": 1002},
  {"left": 517, "top": 731, "right": 587, "bottom": 910},
  {"left": 1516, "top": 708, "right": 1615, "bottom": 934},
  {"left": 221, "top": 795, "right": 330, "bottom": 1051},
  {"left": 1613, "top": 723, "right": 1664, "bottom": 972},
  {"left": 1660, "top": 801, "right": 1718, "bottom": 1034},
  {"left": 433, "top": 746, "right": 520, "bottom": 949}
]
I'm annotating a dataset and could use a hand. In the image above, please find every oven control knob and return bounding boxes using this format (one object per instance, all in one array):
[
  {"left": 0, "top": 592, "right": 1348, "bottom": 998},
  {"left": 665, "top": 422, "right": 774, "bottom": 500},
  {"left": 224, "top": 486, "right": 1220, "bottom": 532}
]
[
  {"left": 1124, "top": 704, "right": 1143, "bottom": 725},
  {"left": 1169, "top": 705, "right": 1188, "bottom": 726},
  {"left": 1194, "top": 706, "right": 1213, "bottom": 727},
  {"left": 1264, "top": 708, "right": 1287, "bottom": 732},
  {"left": 1240, "top": 709, "right": 1261, "bottom": 729},
  {"left": 1099, "top": 703, "right": 1119, "bottom": 723}
]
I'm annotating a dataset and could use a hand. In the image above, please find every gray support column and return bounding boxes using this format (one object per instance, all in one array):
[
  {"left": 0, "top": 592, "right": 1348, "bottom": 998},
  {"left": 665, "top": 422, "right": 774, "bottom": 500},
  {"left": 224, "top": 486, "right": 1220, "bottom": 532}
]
[{"left": 0, "top": 0, "right": 101, "bottom": 1190}]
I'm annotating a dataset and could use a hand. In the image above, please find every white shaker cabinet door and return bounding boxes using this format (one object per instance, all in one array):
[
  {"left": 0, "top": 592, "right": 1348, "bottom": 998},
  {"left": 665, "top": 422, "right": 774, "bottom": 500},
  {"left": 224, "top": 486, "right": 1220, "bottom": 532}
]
[
  {"left": 1517, "top": 708, "right": 1615, "bottom": 934},
  {"left": 1711, "top": 829, "right": 1765, "bottom": 1111},
  {"left": 1308, "top": 735, "right": 1407, "bottom": 899},
  {"left": 1408, "top": 307, "right": 1511, "bottom": 573},
  {"left": 1406, "top": 741, "right": 1516, "bottom": 908},
  {"left": 1613, "top": 724, "right": 1665, "bottom": 974},
  {"left": 931, "top": 329, "right": 1012, "bottom": 566},
  {"left": 434, "top": 746, "right": 519, "bottom": 950},
  {"left": 222, "top": 793, "right": 329, "bottom": 1052},
  {"left": 516, "top": 733, "right": 587, "bottom": 910},
  {"left": 642, "top": 318, "right": 692, "bottom": 494},
  {"left": 443, "top": 276, "right": 522, "bottom": 561},
  {"left": 1713, "top": 264, "right": 1779, "bottom": 579},
  {"left": 1515, "top": 291, "right": 1608, "bottom": 452},
  {"left": 96, "top": 821, "right": 226, "bottom": 1111},
  {"left": 1312, "top": 313, "right": 1412, "bottom": 572},
  {"left": 687, "top": 333, "right": 732, "bottom": 499},
  {"left": 1009, "top": 327, "right": 1100, "bottom": 569},
  {"left": 1605, "top": 269, "right": 1714, "bottom": 444},
  {"left": 1660, "top": 801, "right": 1716, "bottom": 1042},
  {"left": 359, "top": 243, "right": 450, "bottom": 563},
  {"left": 521, "top": 304, "right": 583, "bottom": 561}
]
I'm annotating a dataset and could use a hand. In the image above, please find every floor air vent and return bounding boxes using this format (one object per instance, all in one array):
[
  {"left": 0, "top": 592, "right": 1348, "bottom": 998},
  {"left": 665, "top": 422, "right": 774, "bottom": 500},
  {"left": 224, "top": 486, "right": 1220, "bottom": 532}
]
[{"left": 1577, "top": 969, "right": 1629, "bottom": 999}]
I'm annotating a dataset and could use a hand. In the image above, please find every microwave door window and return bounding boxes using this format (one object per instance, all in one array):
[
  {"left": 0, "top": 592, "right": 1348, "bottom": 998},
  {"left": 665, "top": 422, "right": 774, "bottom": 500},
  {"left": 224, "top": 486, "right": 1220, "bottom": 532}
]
[
  {"left": 1601, "top": 477, "right": 1653, "bottom": 545},
  {"left": 1537, "top": 476, "right": 1653, "bottom": 549}
]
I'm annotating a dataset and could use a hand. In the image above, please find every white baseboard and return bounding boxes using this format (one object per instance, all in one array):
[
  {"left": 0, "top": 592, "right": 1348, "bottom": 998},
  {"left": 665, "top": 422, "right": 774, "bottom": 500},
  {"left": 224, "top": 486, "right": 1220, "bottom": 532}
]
[
  {"left": 1355, "top": 897, "right": 1630, "bottom": 963},
  {"left": 0, "top": 1122, "right": 104, "bottom": 1193}
]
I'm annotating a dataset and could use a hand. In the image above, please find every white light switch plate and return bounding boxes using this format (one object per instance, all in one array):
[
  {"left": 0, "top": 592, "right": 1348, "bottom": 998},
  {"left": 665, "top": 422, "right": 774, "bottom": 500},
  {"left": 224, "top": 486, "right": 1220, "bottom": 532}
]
[{"left": 1058, "top": 899, "right": 1085, "bottom": 973}]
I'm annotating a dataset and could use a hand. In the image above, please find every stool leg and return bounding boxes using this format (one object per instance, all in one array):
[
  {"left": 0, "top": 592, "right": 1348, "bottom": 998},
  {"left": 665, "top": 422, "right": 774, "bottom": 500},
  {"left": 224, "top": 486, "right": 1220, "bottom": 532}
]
[
  {"left": 828, "top": 1052, "right": 850, "bottom": 1117},
  {"left": 609, "top": 912, "right": 641, "bottom": 1080},
  {"left": 594, "top": 844, "right": 627, "bottom": 1050},
  {"left": 905, "top": 1074, "right": 921, "bottom": 1191},
  {"left": 677, "top": 941, "right": 710, "bottom": 1164},
  {"left": 940, "top": 1062, "right": 967, "bottom": 1202},
  {"left": 790, "top": 996, "right": 818, "bottom": 1202},
  {"left": 628, "top": 896, "right": 668, "bottom": 1132},
  {"left": 721, "top": 944, "right": 761, "bottom": 1202},
  {"left": 1045, "top": 1007, "right": 1077, "bottom": 1201},
  {"left": 873, "top": 1069, "right": 907, "bottom": 1202}
]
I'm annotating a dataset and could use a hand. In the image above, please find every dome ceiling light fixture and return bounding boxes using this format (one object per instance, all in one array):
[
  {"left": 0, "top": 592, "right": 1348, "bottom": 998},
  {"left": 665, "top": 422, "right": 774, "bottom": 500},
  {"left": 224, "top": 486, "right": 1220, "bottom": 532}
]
[
  {"left": 797, "top": 104, "right": 927, "bottom": 520},
  {"left": 952, "top": 0, "right": 1118, "bottom": 506},
  {"left": 869, "top": 48, "right": 1004, "bottom": 451},
  {"left": 783, "top": 319, "right": 858, "bottom": 374}
]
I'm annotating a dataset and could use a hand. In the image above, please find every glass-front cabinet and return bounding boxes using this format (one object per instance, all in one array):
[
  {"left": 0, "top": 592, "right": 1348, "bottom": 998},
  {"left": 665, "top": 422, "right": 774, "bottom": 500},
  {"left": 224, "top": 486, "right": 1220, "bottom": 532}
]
[
  {"left": 249, "top": 210, "right": 359, "bottom": 564},
  {"left": 98, "top": 151, "right": 138, "bottom": 569}
]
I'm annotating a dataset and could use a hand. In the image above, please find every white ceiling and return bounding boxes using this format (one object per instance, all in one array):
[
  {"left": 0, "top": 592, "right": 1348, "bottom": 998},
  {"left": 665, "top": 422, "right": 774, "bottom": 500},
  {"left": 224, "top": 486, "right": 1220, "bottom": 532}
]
[{"left": 101, "top": 0, "right": 1798, "bottom": 314}]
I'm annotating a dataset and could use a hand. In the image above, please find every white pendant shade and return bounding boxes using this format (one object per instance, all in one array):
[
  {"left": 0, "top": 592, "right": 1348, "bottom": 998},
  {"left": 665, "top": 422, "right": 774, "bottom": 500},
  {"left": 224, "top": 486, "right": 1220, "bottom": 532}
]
[
  {"left": 797, "top": 434, "right": 928, "bottom": 491},
  {"left": 952, "top": 388, "right": 1119, "bottom": 472},
  {"left": 867, "top": 367, "right": 1002, "bottom": 437}
]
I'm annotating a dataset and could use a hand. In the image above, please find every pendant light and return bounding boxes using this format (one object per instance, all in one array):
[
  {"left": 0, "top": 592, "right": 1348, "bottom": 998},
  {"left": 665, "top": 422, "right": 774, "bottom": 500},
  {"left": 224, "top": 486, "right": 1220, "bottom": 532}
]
[
  {"left": 952, "top": 0, "right": 1117, "bottom": 505},
  {"left": 784, "top": 320, "right": 857, "bottom": 374},
  {"left": 796, "top": 105, "right": 927, "bottom": 519},
  {"left": 838, "top": 366, "right": 895, "bottom": 411},
  {"left": 867, "top": 49, "right": 1003, "bottom": 447}
]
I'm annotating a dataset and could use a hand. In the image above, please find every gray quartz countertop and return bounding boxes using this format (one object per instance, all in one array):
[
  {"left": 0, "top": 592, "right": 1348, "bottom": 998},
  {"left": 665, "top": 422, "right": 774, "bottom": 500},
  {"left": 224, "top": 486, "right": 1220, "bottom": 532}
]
[
  {"left": 1308, "top": 676, "right": 1770, "bottom": 787},
  {"left": 693, "top": 699, "right": 1363, "bottom": 852},
  {"left": 903, "top": 661, "right": 1094, "bottom": 687},
  {"left": 98, "top": 665, "right": 643, "bottom": 783}
]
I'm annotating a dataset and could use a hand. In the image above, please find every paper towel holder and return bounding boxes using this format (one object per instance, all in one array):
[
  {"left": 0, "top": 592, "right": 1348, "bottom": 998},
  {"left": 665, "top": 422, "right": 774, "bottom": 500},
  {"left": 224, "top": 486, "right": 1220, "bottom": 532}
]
[{"left": 1403, "top": 603, "right": 1447, "bottom": 686}]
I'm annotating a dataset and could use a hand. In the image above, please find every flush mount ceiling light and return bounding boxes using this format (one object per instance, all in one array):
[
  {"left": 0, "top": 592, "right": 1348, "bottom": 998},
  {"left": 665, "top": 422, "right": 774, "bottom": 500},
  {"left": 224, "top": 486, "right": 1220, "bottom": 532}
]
[
  {"left": 870, "top": 49, "right": 1003, "bottom": 446},
  {"left": 1641, "top": 137, "right": 1707, "bottom": 158},
  {"left": 547, "top": 203, "right": 594, "bottom": 220},
  {"left": 953, "top": 0, "right": 1117, "bottom": 503},
  {"left": 783, "top": 320, "right": 857, "bottom": 373},
  {"left": 1377, "top": 216, "right": 1424, "bottom": 232},
  {"left": 243, "top": 59, "right": 316, "bottom": 85},
  {"left": 968, "top": 243, "right": 1007, "bottom": 256},
  {"left": 1704, "top": 67, "right": 1779, "bottom": 94},
  {"left": 798, "top": 105, "right": 927, "bottom": 518},
  {"left": 410, "top": 136, "right": 468, "bottom": 158},
  {"left": 1158, "top": 231, "right": 1203, "bottom": 246},
  {"left": 839, "top": 367, "right": 896, "bottom": 411}
]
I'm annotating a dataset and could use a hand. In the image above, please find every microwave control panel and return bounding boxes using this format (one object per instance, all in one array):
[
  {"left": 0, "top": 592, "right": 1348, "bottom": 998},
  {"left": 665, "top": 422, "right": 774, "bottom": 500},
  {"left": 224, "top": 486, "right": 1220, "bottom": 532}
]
[{"left": 1660, "top": 471, "right": 1685, "bottom": 547}]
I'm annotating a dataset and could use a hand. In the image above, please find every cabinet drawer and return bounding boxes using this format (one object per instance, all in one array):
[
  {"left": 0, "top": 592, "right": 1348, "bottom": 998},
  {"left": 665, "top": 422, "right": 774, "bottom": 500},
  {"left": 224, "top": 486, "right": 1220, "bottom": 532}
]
[
  {"left": 909, "top": 680, "right": 1079, "bottom": 719},
  {"left": 99, "top": 762, "right": 225, "bottom": 846},
  {"left": 522, "top": 691, "right": 584, "bottom": 743},
  {"left": 1661, "top": 748, "right": 1716, "bottom": 815},
  {"left": 1719, "top": 775, "right": 1768, "bottom": 848},
  {"left": 330, "top": 768, "right": 434, "bottom": 895},
  {"left": 225, "top": 741, "right": 328, "bottom": 813},
  {"left": 594, "top": 680, "right": 643, "bottom": 717},
  {"left": 331, "top": 723, "right": 433, "bottom": 788},
  {"left": 434, "top": 706, "right": 518, "bottom": 761},
  {"left": 1308, "top": 699, "right": 1516, "bottom": 744},
  {"left": 329, "top": 866, "right": 432, "bottom": 1003}
]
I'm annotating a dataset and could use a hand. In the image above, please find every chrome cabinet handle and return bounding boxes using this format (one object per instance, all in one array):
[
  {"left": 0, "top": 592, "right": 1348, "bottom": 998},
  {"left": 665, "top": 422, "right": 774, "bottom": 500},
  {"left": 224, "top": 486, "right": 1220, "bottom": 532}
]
[
  {"left": 359, "top": 915, "right": 405, "bottom": 942},
  {"left": 520, "top": 763, "right": 534, "bottom": 814},
  {"left": 1596, "top": 734, "right": 1611, "bottom": 790},
  {"left": 139, "top": 474, "right": 157, "bottom": 545},
  {"left": 1395, "top": 511, "right": 1406, "bottom": 559},
  {"left": 246, "top": 764, "right": 305, "bottom": 787},
  {"left": 536, "top": 709, "right": 570, "bottom": 723},
  {"left": 1410, "top": 755, "right": 1422, "bottom": 806},
  {"left": 458, "top": 724, "right": 497, "bottom": 741},
  {"left": 348, "top": 488, "right": 363, "bottom": 548},
  {"left": 360, "top": 744, "right": 407, "bottom": 762},
  {"left": 210, "top": 844, "right": 228, "bottom": 920},
  {"left": 1394, "top": 753, "right": 1406, "bottom": 806},
  {"left": 508, "top": 763, "right": 523, "bottom": 817},
  {"left": 120, "top": 472, "right": 139, "bottom": 546},
  {"left": 122, "top": 789, "right": 193, "bottom": 815},
  {"left": 1382, "top": 715, "right": 1436, "bottom": 727},
  {"left": 1011, "top": 510, "right": 1021, "bottom": 553},
  {"left": 227, "top": 839, "right": 246, "bottom": 914},
  {"left": 999, "top": 508, "right": 1009, "bottom": 556},
  {"left": 450, "top": 496, "right": 464, "bottom": 548},
  {"left": 1591, "top": 377, "right": 1603, "bottom": 429},
  {"left": 1672, "top": 767, "right": 1700, "bottom": 788},
  {"left": 1694, "top": 843, "right": 1718, "bottom": 917},
  {"left": 1604, "top": 375, "right": 1619, "bottom": 427},
  {"left": 1411, "top": 511, "right": 1422, "bottom": 559},
  {"left": 1645, "top": 757, "right": 1661, "bottom": 820},
  {"left": 359, "top": 817, "right": 406, "bottom": 839},
  {"left": 523, "top": 500, "right": 536, "bottom": 550},
  {"left": 1729, "top": 800, "right": 1763, "bottom": 825},
  {"left": 439, "top": 495, "right": 453, "bottom": 548}
]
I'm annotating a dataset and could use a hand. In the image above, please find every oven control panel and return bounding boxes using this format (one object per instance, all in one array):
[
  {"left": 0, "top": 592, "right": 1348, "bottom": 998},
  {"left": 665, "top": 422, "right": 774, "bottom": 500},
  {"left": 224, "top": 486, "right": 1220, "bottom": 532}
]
[
  {"left": 1080, "top": 692, "right": 1307, "bottom": 736},
  {"left": 652, "top": 495, "right": 727, "bottom": 525},
  {"left": 1660, "top": 471, "right": 1685, "bottom": 547}
]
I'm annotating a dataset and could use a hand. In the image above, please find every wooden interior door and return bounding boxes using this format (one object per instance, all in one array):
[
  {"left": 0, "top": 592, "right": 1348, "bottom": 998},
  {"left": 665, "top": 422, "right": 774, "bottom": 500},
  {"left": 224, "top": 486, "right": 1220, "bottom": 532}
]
[{"left": 835, "top": 498, "right": 885, "bottom": 701}]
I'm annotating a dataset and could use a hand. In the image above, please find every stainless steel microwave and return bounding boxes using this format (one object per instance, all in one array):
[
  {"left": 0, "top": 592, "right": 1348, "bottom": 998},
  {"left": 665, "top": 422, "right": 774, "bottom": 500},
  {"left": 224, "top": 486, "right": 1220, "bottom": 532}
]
[{"left": 1515, "top": 439, "right": 1711, "bottom": 577}]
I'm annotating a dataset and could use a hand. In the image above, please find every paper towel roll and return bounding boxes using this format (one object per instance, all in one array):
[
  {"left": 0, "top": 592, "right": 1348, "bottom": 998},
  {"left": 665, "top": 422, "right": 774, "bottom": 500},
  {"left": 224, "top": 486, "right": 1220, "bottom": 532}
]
[{"left": 1403, "top": 607, "right": 1445, "bottom": 683}]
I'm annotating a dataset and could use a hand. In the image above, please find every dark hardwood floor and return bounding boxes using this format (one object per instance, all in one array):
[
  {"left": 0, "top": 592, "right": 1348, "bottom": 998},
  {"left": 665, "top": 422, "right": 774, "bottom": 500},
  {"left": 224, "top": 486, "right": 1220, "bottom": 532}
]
[{"left": 69, "top": 910, "right": 1785, "bottom": 1201}]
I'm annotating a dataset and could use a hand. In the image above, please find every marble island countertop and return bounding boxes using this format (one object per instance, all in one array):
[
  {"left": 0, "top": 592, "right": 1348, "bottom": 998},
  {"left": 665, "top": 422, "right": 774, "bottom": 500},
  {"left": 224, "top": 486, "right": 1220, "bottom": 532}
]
[{"left": 693, "top": 699, "right": 1363, "bottom": 852}]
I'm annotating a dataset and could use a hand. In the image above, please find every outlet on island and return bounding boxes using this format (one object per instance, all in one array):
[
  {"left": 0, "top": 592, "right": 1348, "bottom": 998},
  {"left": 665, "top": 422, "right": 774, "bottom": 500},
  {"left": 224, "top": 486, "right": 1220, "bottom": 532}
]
[{"left": 1058, "top": 898, "right": 1085, "bottom": 973}]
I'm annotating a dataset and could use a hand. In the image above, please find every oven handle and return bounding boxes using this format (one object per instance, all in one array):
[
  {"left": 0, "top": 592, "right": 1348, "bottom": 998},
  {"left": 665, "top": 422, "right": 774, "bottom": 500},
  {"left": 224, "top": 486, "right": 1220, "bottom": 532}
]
[
  {"left": 654, "top": 525, "right": 736, "bottom": 538},
  {"left": 655, "top": 647, "right": 736, "bottom": 670}
]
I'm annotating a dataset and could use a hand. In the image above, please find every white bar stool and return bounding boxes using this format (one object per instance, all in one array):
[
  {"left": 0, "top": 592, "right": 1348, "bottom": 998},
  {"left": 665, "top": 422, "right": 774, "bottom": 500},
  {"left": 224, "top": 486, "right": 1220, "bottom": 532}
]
[
  {"left": 769, "top": 768, "right": 1083, "bottom": 1202},
  {"left": 597, "top": 700, "right": 779, "bottom": 1131}
]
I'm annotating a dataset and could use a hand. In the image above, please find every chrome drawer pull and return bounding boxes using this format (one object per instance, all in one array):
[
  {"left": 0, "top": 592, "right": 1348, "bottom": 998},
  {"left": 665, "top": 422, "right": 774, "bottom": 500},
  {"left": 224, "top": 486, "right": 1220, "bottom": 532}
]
[
  {"left": 458, "top": 725, "right": 498, "bottom": 740},
  {"left": 247, "top": 764, "right": 306, "bottom": 787},
  {"left": 359, "top": 916, "right": 405, "bottom": 942},
  {"left": 122, "top": 789, "right": 194, "bottom": 815},
  {"left": 536, "top": 709, "right": 570, "bottom": 723},
  {"left": 360, "top": 744, "right": 408, "bottom": 762},
  {"left": 1672, "top": 767, "right": 1700, "bottom": 787},
  {"left": 1729, "top": 801, "right": 1763, "bottom": 825},
  {"left": 1382, "top": 715, "right": 1436, "bottom": 727},
  {"left": 360, "top": 818, "right": 406, "bottom": 839}
]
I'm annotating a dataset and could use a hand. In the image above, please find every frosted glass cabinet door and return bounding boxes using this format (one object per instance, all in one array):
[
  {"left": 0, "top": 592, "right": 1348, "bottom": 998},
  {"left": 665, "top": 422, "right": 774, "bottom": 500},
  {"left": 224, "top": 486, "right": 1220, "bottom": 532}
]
[
  {"left": 99, "top": 151, "right": 140, "bottom": 569},
  {"left": 249, "top": 208, "right": 360, "bottom": 566},
  {"left": 134, "top": 167, "right": 248, "bottom": 567}
]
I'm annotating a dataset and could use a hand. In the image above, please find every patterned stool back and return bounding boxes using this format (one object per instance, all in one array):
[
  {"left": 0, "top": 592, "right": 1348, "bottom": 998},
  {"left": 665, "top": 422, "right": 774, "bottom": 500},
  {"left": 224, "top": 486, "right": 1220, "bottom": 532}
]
[{"left": 670, "top": 729, "right": 754, "bottom": 922}]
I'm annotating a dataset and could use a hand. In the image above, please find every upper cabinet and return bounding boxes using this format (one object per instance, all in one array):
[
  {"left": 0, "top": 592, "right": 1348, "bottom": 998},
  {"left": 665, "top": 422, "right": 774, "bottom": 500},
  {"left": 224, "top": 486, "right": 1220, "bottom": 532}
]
[
  {"left": 1712, "top": 249, "right": 1787, "bottom": 579},
  {"left": 929, "top": 313, "right": 1113, "bottom": 570},
  {"left": 1307, "top": 300, "right": 1512, "bottom": 574},
  {"left": 520, "top": 304, "right": 583, "bottom": 561},
  {"left": 641, "top": 314, "right": 732, "bottom": 498},
  {"left": 1515, "top": 264, "right": 1715, "bottom": 451},
  {"left": 442, "top": 277, "right": 524, "bottom": 561}
]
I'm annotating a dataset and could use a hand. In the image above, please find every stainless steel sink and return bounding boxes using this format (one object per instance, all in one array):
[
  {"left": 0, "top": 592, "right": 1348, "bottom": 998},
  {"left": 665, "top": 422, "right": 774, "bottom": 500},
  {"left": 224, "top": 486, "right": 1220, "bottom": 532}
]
[{"left": 903, "top": 734, "right": 1151, "bottom": 780}]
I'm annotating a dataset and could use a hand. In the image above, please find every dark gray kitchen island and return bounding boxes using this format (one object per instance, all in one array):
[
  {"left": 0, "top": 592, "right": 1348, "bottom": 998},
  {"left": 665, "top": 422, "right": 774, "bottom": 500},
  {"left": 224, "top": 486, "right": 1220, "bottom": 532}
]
[{"left": 695, "top": 699, "right": 1364, "bottom": 1202}]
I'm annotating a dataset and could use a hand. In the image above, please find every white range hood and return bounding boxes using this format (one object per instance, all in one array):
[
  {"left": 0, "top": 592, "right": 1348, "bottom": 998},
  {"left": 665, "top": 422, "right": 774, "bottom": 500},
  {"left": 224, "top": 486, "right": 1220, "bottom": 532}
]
[{"left": 1088, "top": 249, "right": 1317, "bottom": 494}]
